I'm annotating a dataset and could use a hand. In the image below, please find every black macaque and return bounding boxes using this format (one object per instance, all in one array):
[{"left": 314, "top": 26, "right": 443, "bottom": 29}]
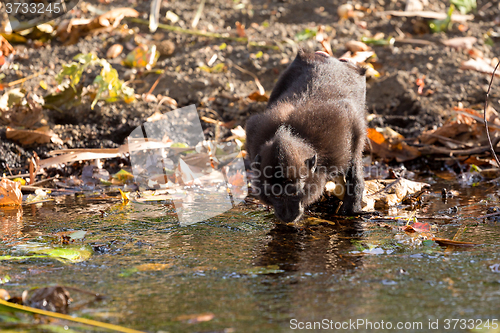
[{"left": 245, "top": 50, "right": 367, "bottom": 222}]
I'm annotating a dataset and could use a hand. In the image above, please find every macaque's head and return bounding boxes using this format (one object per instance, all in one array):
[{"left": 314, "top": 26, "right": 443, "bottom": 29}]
[{"left": 250, "top": 126, "right": 326, "bottom": 223}]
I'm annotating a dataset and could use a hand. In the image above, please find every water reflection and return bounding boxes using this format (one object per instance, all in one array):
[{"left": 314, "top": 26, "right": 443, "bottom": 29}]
[
  {"left": 0, "top": 206, "right": 23, "bottom": 242},
  {"left": 257, "top": 220, "right": 364, "bottom": 273}
]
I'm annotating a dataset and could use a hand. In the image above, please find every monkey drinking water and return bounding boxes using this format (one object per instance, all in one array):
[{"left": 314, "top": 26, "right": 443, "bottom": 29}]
[{"left": 245, "top": 50, "right": 367, "bottom": 222}]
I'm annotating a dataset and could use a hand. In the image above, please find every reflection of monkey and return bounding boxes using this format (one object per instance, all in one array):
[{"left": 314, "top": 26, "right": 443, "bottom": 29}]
[
  {"left": 256, "top": 221, "right": 364, "bottom": 273},
  {"left": 246, "top": 50, "right": 367, "bottom": 222}
]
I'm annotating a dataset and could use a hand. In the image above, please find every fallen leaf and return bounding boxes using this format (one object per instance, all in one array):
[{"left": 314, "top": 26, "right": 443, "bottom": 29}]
[
  {"left": 113, "top": 169, "right": 134, "bottom": 183},
  {"left": 118, "top": 188, "right": 130, "bottom": 203},
  {"left": 247, "top": 90, "right": 269, "bottom": 102},
  {"left": 418, "top": 114, "right": 476, "bottom": 144},
  {"left": 235, "top": 21, "right": 246, "bottom": 37},
  {"left": 6, "top": 127, "right": 63, "bottom": 146},
  {"left": 367, "top": 127, "right": 421, "bottom": 162},
  {"left": 57, "top": 8, "right": 139, "bottom": 44},
  {"left": 0, "top": 35, "right": 15, "bottom": 56},
  {"left": 432, "top": 238, "right": 479, "bottom": 247},
  {"left": 406, "top": 221, "right": 432, "bottom": 233},
  {"left": 362, "top": 178, "right": 430, "bottom": 210},
  {"left": 123, "top": 44, "right": 159, "bottom": 68},
  {"left": 0, "top": 178, "right": 22, "bottom": 206},
  {"left": 345, "top": 40, "right": 370, "bottom": 52}
]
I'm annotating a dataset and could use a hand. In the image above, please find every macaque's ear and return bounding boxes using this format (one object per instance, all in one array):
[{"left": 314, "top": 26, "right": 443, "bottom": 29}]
[
  {"left": 252, "top": 154, "right": 261, "bottom": 170},
  {"left": 305, "top": 154, "right": 317, "bottom": 173}
]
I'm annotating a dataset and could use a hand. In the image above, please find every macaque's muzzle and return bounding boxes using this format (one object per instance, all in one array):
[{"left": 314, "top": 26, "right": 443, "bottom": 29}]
[{"left": 273, "top": 201, "right": 304, "bottom": 223}]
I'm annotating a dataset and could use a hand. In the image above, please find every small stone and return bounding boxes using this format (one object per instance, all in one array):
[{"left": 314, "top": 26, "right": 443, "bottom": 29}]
[
  {"left": 106, "top": 44, "right": 123, "bottom": 59},
  {"left": 156, "top": 40, "right": 175, "bottom": 56}
]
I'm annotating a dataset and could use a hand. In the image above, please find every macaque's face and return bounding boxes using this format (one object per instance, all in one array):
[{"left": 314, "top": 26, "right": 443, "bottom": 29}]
[
  {"left": 261, "top": 176, "right": 305, "bottom": 223},
  {"left": 252, "top": 154, "right": 318, "bottom": 223}
]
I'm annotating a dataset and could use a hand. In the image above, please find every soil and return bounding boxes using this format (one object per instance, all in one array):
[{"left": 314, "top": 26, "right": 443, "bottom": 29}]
[{"left": 1, "top": 0, "right": 500, "bottom": 174}]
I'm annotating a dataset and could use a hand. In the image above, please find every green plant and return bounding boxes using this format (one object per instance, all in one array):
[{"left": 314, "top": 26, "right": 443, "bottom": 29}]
[
  {"left": 451, "top": 0, "right": 476, "bottom": 14},
  {"left": 56, "top": 53, "right": 134, "bottom": 109},
  {"left": 295, "top": 27, "right": 318, "bottom": 41},
  {"left": 429, "top": 5, "right": 454, "bottom": 33}
]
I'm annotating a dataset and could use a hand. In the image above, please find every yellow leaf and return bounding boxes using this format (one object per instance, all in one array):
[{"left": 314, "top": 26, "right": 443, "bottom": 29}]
[{"left": 118, "top": 188, "right": 129, "bottom": 204}]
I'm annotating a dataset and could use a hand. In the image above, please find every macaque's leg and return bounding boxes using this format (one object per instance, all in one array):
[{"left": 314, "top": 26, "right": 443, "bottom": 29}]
[{"left": 339, "top": 124, "right": 365, "bottom": 215}]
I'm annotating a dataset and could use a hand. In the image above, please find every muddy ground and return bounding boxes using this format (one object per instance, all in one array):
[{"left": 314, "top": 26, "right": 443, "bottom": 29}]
[{"left": 1, "top": 0, "right": 500, "bottom": 173}]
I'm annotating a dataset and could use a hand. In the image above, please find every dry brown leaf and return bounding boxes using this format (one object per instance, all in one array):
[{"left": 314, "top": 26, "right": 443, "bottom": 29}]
[
  {"left": 235, "top": 21, "right": 246, "bottom": 37},
  {"left": 418, "top": 115, "right": 476, "bottom": 145},
  {"left": 362, "top": 178, "right": 430, "bottom": 211},
  {"left": 367, "top": 127, "right": 421, "bottom": 162},
  {"left": 0, "top": 95, "right": 44, "bottom": 128},
  {"left": 0, "top": 35, "right": 15, "bottom": 56},
  {"left": 248, "top": 91, "right": 269, "bottom": 102},
  {"left": 99, "top": 7, "right": 139, "bottom": 23},
  {"left": 345, "top": 40, "right": 370, "bottom": 52},
  {"left": 6, "top": 127, "right": 63, "bottom": 146},
  {"left": 0, "top": 178, "right": 22, "bottom": 206},
  {"left": 57, "top": 8, "right": 139, "bottom": 44}
]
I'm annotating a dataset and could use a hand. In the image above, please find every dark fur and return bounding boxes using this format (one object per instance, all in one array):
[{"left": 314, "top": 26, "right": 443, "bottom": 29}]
[{"left": 245, "top": 50, "right": 366, "bottom": 222}]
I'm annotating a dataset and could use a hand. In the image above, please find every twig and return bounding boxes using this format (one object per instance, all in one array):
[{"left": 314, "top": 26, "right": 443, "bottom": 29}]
[
  {"left": 381, "top": 10, "right": 474, "bottom": 23},
  {"left": 5, "top": 164, "right": 13, "bottom": 176},
  {"left": 130, "top": 18, "right": 247, "bottom": 42},
  {"left": 229, "top": 62, "right": 265, "bottom": 95},
  {"left": 147, "top": 72, "right": 164, "bottom": 96},
  {"left": 191, "top": 0, "right": 205, "bottom": 28},
  {"left": 128, "top": 18, "right": 279, "bottom": 49},
  {"left": 4, "top": 70, "right": 45, "bottom": 88},
  {"left": 2, "top": 171, "right": 43, "bottom": 179},
  {"left": 394, "top": 38, "right": 436, "bottom": 46},
  {"left": 416, "top": 136, "right": 500, "bottom": 156},
  {"left": 476, "top": 211, "right": 500, "bottom": 219},
  {"left": 483, "top": 60, "right": 500, "bottom": 168}
]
